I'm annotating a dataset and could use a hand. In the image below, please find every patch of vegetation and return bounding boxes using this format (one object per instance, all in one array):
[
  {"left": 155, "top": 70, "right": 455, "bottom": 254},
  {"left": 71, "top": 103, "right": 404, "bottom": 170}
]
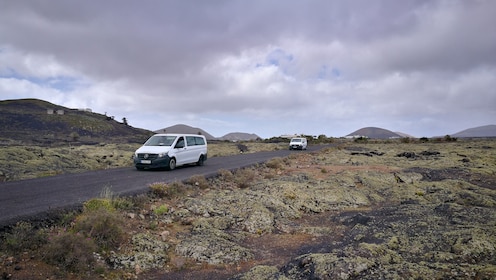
[
  {"left": 149, "top": 181, "right": 186, "bottom": 198},
  {"left": 1, "top": 222, "right": 47, "bottom": 252},
  {"left": 188, "top": 174, "right": 210, "bottom": 189},
  {"left": 266, "top": 157, "right": 285, "bottom": 169},
  {"left": 153, "top": 204, "right": 169, "bottom": 216},
  {"left": 43, "top": 230, "right": 99, "bottom": 274},
  {"left": 73, "top": 209, "right": 126, "bottom": 251},
  {"left": 233, "top": 167, "right": 257, "bottom": 188}
]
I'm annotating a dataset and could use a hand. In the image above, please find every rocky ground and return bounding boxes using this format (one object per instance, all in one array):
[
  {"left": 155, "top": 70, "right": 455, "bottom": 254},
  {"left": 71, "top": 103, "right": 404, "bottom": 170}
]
[{"left": 1, "top": 139, "right": 495, "bottom": 279}]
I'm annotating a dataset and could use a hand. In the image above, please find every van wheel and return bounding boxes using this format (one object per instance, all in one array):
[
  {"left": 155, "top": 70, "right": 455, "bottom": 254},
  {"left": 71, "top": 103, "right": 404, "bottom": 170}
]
[
  {"left": 197, "top": 155, "right": 205, "bottom": 166},
  {"left": 167, "top": 158, "right": 176, "bottom": 170}
]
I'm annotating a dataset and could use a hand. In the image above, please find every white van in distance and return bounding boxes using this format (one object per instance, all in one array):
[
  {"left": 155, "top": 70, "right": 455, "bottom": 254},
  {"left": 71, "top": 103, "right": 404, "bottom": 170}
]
[
  {"left": 134, "top": 134, "right": 207, "bottom": 170},
  {"left": 289, "top": 137, "right": 308, "bottom": 150}
]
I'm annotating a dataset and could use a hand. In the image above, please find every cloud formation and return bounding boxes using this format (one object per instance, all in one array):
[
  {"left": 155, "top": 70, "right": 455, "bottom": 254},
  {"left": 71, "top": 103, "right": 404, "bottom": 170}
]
[{"left": 1, "top": 0, "right": 495, "bottom": 138}]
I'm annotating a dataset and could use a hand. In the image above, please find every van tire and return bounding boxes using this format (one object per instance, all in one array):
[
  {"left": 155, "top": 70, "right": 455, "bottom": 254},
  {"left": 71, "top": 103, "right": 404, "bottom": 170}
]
[
  {"left": 197, "top": 155, "right": 205, "bottom": 166},
  {"left": 167, "top": 158, "right": 176, "bottom": 170}
]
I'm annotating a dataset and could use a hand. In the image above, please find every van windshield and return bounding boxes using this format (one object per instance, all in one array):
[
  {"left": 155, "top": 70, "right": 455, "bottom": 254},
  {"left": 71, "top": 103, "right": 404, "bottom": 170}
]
[
  {"left": 143, "top": 135, "right": 176, "bottom": 146},
  {"left": 291, "top": 139, "right": 302, "bottom": 142}
]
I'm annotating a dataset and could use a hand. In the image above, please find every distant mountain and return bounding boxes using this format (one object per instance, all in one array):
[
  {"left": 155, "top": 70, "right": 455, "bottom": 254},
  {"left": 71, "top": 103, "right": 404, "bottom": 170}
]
[
  {"left": 219, "top": 132, "right": 261, "bottom": 141},
  {"left": 394, "top": 131, "right": 416, "bottom": 138},
  {"left": 452, "top": 125, "right": 496, "bottom": 138},
  {"left": 346, "top": 127, "right": 402, "bottom": 139},
  {"left": 0, "top": 98, "right": 154, "bottom": 145},
  {"left": 154, "top": 124, "right": 216, "bottom": 140}
]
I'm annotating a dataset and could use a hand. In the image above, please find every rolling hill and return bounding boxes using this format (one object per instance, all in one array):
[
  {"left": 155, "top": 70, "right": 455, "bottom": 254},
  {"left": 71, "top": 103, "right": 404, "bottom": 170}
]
[
  {"left": 219, "top": 132, "right": 261, "bottom": 141},
  {"left": 451, "top": 125, "right": 496, "bottom": 138},
  {"left": 346, "top": 127, "right": 402, "bottom": 139},
  {"left": 154, "top": 124, "right": 216, "bottom": 140},
  {"left": 0, "top": 98, "right": 154, "bottom": 145}
]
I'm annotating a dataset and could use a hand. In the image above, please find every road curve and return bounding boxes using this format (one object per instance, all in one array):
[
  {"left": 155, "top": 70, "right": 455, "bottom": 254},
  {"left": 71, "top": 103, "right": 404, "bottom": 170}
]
[{"left": 0, "top": 145, "right": 327, "bottom": 228}]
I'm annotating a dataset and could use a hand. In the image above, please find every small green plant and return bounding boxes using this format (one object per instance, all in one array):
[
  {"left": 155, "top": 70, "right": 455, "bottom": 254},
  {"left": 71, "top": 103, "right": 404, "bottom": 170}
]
[
  {"left": 112, "top": 197, "right": 136, "bottom": 210},
  {"left": 153, "top": 204, "right": 169, "bottom": 215},
  {"left": 83, "top": 198, "right": 115, "bottom": 212}
]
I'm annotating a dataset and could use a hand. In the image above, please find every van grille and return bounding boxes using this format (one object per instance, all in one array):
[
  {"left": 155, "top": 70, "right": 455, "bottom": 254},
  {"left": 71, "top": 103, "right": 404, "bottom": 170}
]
[{"left": 136, "top": 153, "right": 159, "bottom": 160}]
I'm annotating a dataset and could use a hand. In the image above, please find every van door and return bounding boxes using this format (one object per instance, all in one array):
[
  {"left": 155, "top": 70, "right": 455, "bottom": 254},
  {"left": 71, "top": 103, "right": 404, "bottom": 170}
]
[
  {"left": 172, "top": 136, "right": 187, "bottom": 165},
  {"left": 185, "top": 136, "right": 199, "bottom": 164}
]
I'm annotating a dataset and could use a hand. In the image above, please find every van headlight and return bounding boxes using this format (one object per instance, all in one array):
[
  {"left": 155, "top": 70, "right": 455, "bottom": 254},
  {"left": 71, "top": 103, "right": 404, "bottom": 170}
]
[{"left": 158, "top": 152, "right": 168, "bottom": 158}]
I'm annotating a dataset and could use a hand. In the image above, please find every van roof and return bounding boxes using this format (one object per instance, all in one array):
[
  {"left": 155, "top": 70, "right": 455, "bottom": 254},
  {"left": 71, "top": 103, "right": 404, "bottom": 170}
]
[{"left": 153, "top": 133, "right": 206, "bottom": 137}]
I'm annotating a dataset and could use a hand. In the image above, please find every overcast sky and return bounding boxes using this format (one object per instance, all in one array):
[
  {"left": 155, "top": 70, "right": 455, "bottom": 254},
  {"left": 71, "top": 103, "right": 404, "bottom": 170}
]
[{"left": 1, "top": 1, "right": 495, "bottom": 138}]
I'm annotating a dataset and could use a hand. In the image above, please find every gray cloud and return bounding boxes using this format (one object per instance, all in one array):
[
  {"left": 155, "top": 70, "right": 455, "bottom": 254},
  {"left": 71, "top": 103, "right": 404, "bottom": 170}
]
[{"left": 1, "top": 0, "right": 495, "bottom": 138}]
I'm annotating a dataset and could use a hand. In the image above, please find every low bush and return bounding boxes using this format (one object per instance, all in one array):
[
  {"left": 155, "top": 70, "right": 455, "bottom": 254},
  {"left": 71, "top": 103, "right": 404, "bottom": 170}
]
[
  {"left": 218, "top": 169, "right": 234, "bottom": 181},
  {"left": 234, "top": 168, "right": 257, "bottom": 189},
  {"left": 1, "top": 221, "right": 47, "bottom": 252},
  {"left": 83, "top": 198, "right": 115, "bottom": 212},
  {"left": 149, "top": 181, "right": 185, "bottom": 198},
  {"left": 266, "top": 157, "right": 284, "bottom": 169},
  {"left": 188, "top": 174, "right": 209, "bottom": 189},
  {"left": 73, "top": 209, "right": 126, "bottom": 251},
  {"left": 43, "top": 230, "right": 98, "bottom": 273},
  {"left": 149, "top": 182, "right": 170, "bottom": 198}
]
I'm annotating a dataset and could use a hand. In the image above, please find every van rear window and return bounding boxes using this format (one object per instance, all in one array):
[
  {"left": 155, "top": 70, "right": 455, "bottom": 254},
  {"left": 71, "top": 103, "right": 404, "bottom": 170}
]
[{"left": 186, "top": 136, "right": 206, "bottom": 146}]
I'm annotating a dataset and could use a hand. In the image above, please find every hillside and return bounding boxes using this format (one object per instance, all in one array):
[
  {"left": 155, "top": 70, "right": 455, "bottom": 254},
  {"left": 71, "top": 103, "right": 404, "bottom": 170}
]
[
  {"left": 346, "top": 127, "right": 402, "bottom": 139},
  {"left": 219, "top": 132, "right": 261, "bottom": 141},
  {"left": 0, "top": 99, "right": 154, "bottom": 145},
  {"left": 452, "top": 124, "right": 496, "bottom": 138},
  {"left": 154, "top": 124, "right": 216, "bottom": 140}
]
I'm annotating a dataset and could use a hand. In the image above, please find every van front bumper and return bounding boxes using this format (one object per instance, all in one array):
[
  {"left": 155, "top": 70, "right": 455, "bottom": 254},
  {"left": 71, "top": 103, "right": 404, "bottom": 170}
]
[{"left": 134, "top": 155, "right": 171, "bottom": 169}]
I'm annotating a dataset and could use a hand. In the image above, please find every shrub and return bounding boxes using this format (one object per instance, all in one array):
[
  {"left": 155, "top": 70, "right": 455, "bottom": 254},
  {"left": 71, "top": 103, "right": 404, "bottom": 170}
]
[
  {"left": 149, "top": 181, "right": 185, "bottom": 198},
  {"left": 354, "top": 136, "right": 369, "bottom": 143},
  {"left": 234, "top": 168, "right": 256, "bottom": 189},
  {"left": 188, "top": 174, "right": 210, "bottom": 189},
  {"left": 83, "top": 198, "right": 115, "bottom": 212},
  {"left": 149, "top": 182, "right": 170, "bottom": 198},
  {"left": 43, "top": 231, "right": 98, "bottom": 273},
  {"left": 266, "top": 157, "right": 284, "bottom": 169},
  {"left": 112, "top": 197, "right": 137, "bottom": 210},
  {"left": 444, "top": 135, "right": 458, "bottom": 142},
  {"left": 74, "top": 209, "right": 126, "bottom": 251},
  {"left": 2, "top": 221, "right": 47, "bottom": 252},
  {"left": 218, "top": 169, "right": 234, "bottom": 181}
]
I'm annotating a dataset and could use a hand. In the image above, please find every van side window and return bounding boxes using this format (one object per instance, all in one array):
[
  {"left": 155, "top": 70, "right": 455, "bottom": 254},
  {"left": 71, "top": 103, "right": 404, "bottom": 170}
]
[
  {"left": 175, "top": 137, "right": 185, "bottom": 148},
  {"left": 186, "top": 136, "right": 196, "bottom": 146},
  {"left": 195, "top": 136, "right": 205, "bottom": 145}
]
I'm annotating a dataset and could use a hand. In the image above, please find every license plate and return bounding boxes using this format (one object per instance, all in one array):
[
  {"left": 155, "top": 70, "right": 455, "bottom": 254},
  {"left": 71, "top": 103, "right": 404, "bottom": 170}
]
[{"left": 141, "top": 160, "right": 151, "bottom": 164}]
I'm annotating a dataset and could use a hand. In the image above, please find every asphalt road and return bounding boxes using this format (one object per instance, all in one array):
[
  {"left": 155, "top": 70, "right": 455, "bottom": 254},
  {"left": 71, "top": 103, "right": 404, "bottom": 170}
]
[{"left": 0, "top": 145, "right": 326, "bottom": 228}]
